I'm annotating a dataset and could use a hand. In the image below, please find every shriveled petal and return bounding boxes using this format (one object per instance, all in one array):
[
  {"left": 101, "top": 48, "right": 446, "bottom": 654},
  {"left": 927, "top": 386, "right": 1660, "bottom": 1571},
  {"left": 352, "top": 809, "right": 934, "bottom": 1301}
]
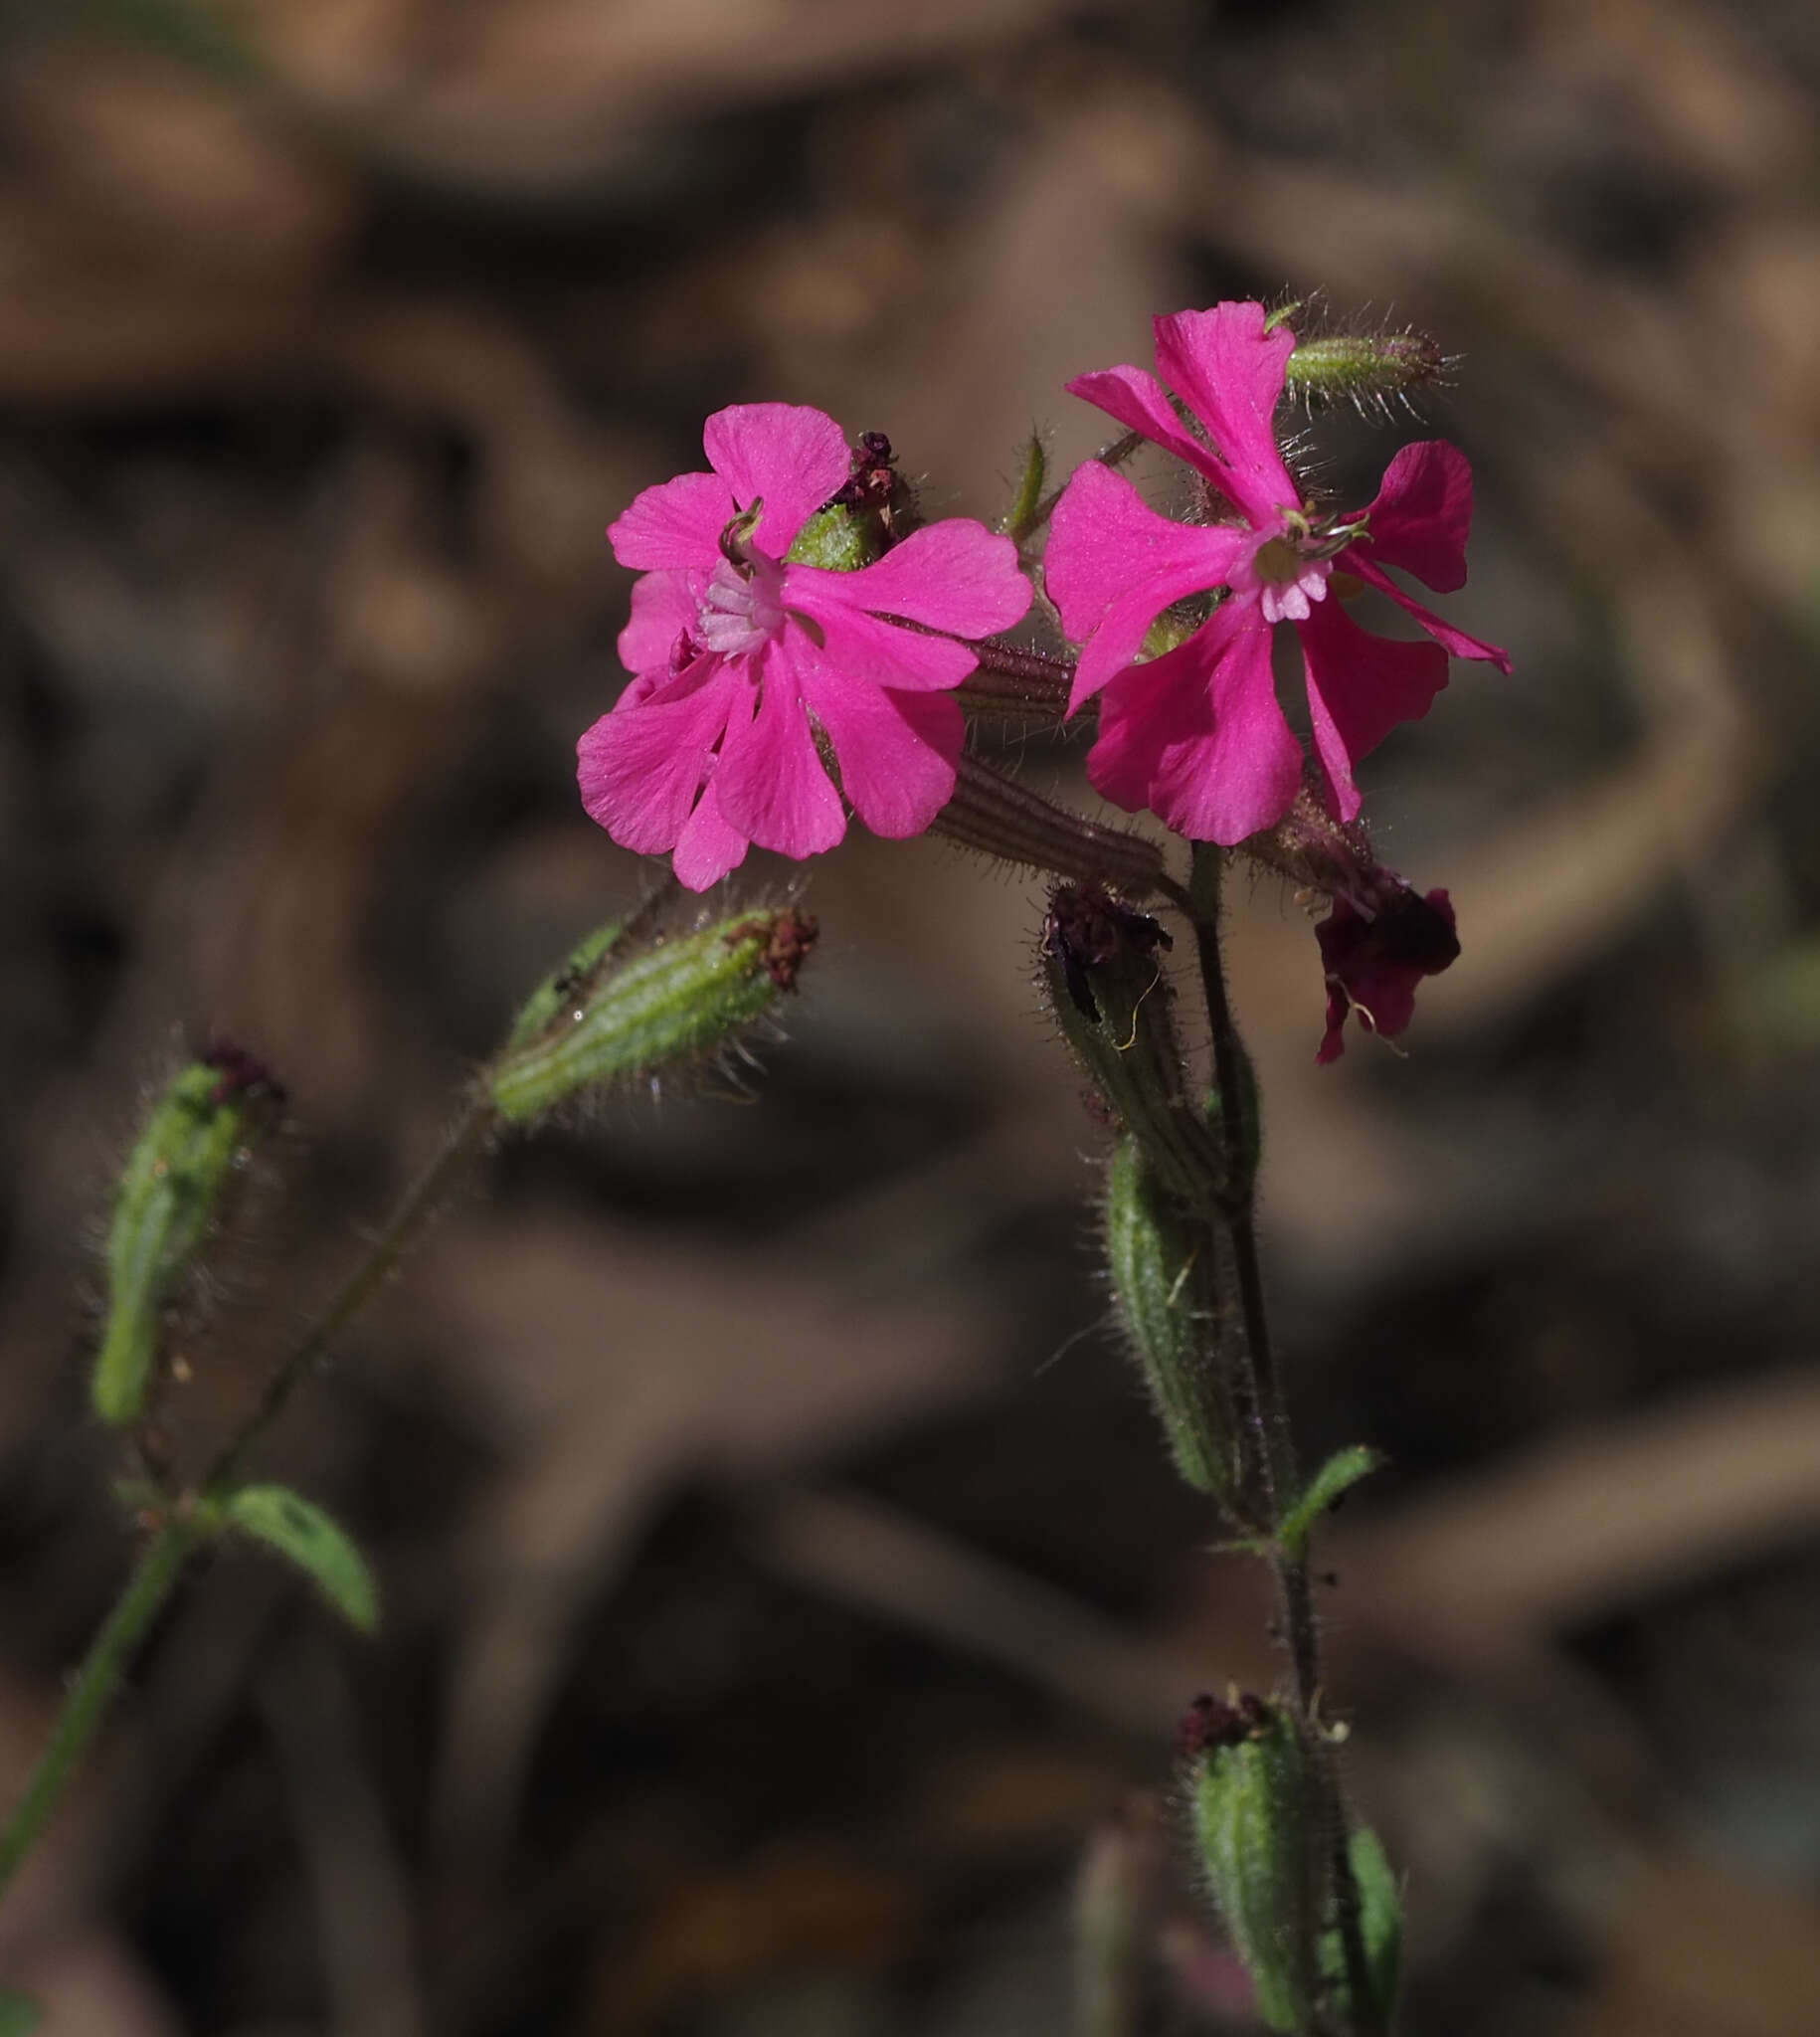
[
  {"left": 1298, "top": 596, "right": 1449, "bottom": 823},
  {"left": 576, "top": 661, "right": 742, "bottom": 853},
  {"left": 1045, "top": 462, "right": 1249, "bottom": 706},
  {"left": 1064, "top": 363, "right": 1233, "bottom": 493},
  {"left": 800, "top": 669, "right": 961, "bottom": 838},
  {"left": 1152, "top": 303, "right": 1299, "bottom": 525},
  {"left": 702, "top": 404, "right": 851, "bottom": 559},
  {"left": 1345, "top": 557, "right": 1512, "bottom": 672},
  {"left": 618, "top": 568, "right": 703, "bottom": 674},
  {"left": 1315, "top": 888, "right": 1458, "bottom": 1062},
  {"left": 785, "top": 597, "right": 977, "bottom": 691},
  {"left": 608, "top": 471, "right": 730, "bottom": 572},
  {"left": 1352, "top": 441, "right": 1474, "bottom": 592},
  {"left": 671, "top": 781, "right": 750, "bottom": 891},
  {"left": 1087, "top": 605, "right": 1303, "bottom": 843},
  {"left": 712, "top": 646, "right": 847, "bottom": 857},
  {"left": 814, "top": 519, "right": 1032, "bottom": 638}
]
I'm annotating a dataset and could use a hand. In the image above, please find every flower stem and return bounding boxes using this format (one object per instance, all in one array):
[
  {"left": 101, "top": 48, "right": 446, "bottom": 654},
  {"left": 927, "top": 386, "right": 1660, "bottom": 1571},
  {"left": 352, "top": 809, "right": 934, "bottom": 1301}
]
[
  {"left": 0, "top": 879, "right": 686, "bottom": 1909},
  {"left": 1178, "top": 843, "right": 1380, "bottom": 2037},
  {"left": 202, "top": 1098, "right": 495, "bottom": 1496},
  {"left": 0, "top": 1514, "right": 201, "bottom": 1897},
  {"left": 0, "top": 1098, "right": 494, "bottom": 1909}
]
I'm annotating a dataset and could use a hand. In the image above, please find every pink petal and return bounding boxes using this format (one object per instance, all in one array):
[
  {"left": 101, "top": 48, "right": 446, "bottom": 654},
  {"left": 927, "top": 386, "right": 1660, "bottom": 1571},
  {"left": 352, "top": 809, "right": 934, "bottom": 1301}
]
[
  {"left": 702, "top": 404, "right": 851, "bottom": 560},
  {"left": 576, "top": 661, "right": 742, "bottom": 853},
  {"left": 1346, "top": 557, "right": 1513, "bottom": 672},
  {"left": 818, "top": 520, "right": 1032, "bottom": 638},
  {"left": 618, "top": 568, "right": 703, "bottom": 674},
  {"left": 1152, "top": 304, "right": 1300, "bottom": 525},
  {"left": 671, "top": 781, "right": 750, "bottom": 890},
  {"left": 798, "top": 670, "right": 961, "bottom": 838},
  {"left": 711, "top": 645, "right": 847, "bottom": 857},
  {"left": 1352, "top": 441, "right": 1474, "bottom": 592},
  {"left": 1045, "top": 462, "right": 1249, "bottom": 706},
  {"left": 1298, "top": 596, "right": 1449, "bottom": 823},
  {"left": 609, "top": 471, "right": 730, "bottom": 572},
  {"left": 1087, "top": 605, "right": 1304, "bottom": 843},
  {"left": 785, "top": 597, "right": 977, "bottom": 691},
  {"left": 1064, "top": 363, "right": 1233, "bottom": 494}
]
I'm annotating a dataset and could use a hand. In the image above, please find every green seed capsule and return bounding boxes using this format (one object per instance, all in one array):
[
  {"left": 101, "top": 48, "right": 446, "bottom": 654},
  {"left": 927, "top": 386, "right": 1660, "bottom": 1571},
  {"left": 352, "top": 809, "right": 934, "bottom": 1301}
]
[
  {"left": 1183, "top": 1696, "right": 1317, "bottom": 2034},
  {"left": 1105, "top": 1137, "right": 1237, "bottom": 1502},
  {"left": 487, "top": 908, "right": 817, "bottom": 1124},
  {"left": 503, "top": 921, "right": 626, "bottom": 1049},
  {"left": 94, "top": 1049, "right": 279, "bottom": 1426},
  {"left": 1284, "top": 328, "right": 1446, "bottom": 409}
]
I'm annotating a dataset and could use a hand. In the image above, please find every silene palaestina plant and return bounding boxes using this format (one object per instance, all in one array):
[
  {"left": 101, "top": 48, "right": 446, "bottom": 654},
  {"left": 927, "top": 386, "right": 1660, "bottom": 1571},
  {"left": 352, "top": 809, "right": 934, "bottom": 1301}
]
[{"left": 1, "top": 298, "right": 1506, "bottom": 2037}]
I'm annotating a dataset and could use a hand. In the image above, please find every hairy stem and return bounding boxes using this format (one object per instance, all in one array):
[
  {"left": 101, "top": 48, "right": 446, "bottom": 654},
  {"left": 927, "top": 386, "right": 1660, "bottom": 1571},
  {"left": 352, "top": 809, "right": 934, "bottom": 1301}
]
[
  {"left": 1179, "top": 843, "right": 1379, "bottom": 2037},
  {"left": 0, "top": 1516, "right": 201, "bottom": 1897},
  {"left": 0, "top": 878, "right": 694, "bottom": 1910}
]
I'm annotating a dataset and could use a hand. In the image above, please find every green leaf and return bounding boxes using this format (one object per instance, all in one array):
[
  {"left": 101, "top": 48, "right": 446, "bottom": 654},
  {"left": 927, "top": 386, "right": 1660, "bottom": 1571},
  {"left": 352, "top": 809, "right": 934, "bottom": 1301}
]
[
  {"left": 1322, "top": 1824, "right": 1402, "bottom": 2024},
  {"left": 0, "top": 1989, "right": 43, "bottom": 2036},
  {"left": 1278, "top": 1444, "right": 1383, "bottom": 1562},
  {"left": 222, "top": 1485, "right": 379, "bottom": 1633}
]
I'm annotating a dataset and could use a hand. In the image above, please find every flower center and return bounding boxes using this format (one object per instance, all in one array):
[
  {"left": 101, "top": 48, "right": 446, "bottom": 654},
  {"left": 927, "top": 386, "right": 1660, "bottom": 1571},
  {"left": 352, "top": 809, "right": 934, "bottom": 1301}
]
[
  {"left": 1249, "top": 529, "right": 1333, "bottom": 626},
  {"left": 697, "top": 551, "right": 787, "bottom": 657}
]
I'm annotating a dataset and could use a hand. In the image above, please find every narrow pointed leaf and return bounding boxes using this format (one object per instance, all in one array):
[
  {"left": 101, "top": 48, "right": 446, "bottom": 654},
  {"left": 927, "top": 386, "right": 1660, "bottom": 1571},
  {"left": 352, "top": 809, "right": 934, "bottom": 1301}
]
[
  {"left": 1279, "top": 1445, "right": 1383, "bottom": 1562},
  {"left": 223, "top": 1485, "right": 379, "bottom": 1633}
]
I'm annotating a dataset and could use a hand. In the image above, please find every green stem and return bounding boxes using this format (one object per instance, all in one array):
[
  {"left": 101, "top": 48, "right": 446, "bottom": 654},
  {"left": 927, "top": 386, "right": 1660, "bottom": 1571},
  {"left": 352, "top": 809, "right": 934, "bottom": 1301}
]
[
  {"left": 1179, "top": 843, "right": 1380, "bottom": 2037},
  {"left": 202, "top": 1099, "right": 494, "bottom": 1496},
  {"left": 0, "top": 876, "right": 682, "bottom": 1912},
  {"left": 0, "top": 1516, "right": 201, "bottom": 1897}
]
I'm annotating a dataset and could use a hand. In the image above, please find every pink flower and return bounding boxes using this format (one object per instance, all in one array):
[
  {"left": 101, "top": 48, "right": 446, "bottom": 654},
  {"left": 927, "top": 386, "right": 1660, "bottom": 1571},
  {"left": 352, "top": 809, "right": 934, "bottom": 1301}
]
[
  {"left": 1044, "top": 302, "right": 1510, "bottom": 844},
  {"left": 1315, "top": 883, "right": 1459, "bottom": 1063},
  {"left": 579, "top": 404, "right": 1031, "bottom": 889}
]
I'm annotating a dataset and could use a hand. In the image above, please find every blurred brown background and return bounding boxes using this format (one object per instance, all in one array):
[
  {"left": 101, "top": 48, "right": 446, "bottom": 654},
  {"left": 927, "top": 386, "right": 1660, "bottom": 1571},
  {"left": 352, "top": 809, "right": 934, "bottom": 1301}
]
[{"left": 2, "top": 1, "right": 1819, "bottom": 2032}]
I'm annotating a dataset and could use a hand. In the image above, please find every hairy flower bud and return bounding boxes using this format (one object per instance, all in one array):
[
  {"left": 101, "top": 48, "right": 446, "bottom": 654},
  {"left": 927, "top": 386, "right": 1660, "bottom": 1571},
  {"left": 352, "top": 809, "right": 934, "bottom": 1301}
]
[
  {"left": 487, "top": 908, "right": 817, "bottom": 1124},
  {"left": 1039, "top": 885, "right": 1233, "bottom": 1210},
  {"left": 1181, "top": 1694, "right": 1317, "bottom": 2034},
  {"left": 94, "top": 1045, "right": 283, "bottom": 1426},
  {"left": 1105, "top": 1137, "right": 1238, "bottom": 1501},
  {"left": 934, "top": 758, "right": 1164, "bottom": 896},
  {"left": 1284, "top": 326, "right": 1448, "bottom": 411}
]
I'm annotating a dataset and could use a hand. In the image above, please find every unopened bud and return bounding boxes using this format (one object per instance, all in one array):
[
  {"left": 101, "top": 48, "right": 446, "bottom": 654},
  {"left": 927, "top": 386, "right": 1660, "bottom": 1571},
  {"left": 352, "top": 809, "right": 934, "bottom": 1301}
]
[
  {"left": 1285, "top": 327, "right": 1448, "bottom": 411},
  {"left": 94, "top": 1044, "right": 282, "bottom": 1426},
  {"left": 487, "top": 908, "right": 817, "bottom": 1123},
  {"left": 1039, "top": 885, "right": 1231, "bottom": 1210},
  {"left": 1182, "top": 1695, "right": 1317, "bottom": 2034},
  {"left": 1105, "top": 1137, "right": 1238, "bottom": 1502},
  {"left": 935, "top": 758, "right": 1164, "bottom": 896}
]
